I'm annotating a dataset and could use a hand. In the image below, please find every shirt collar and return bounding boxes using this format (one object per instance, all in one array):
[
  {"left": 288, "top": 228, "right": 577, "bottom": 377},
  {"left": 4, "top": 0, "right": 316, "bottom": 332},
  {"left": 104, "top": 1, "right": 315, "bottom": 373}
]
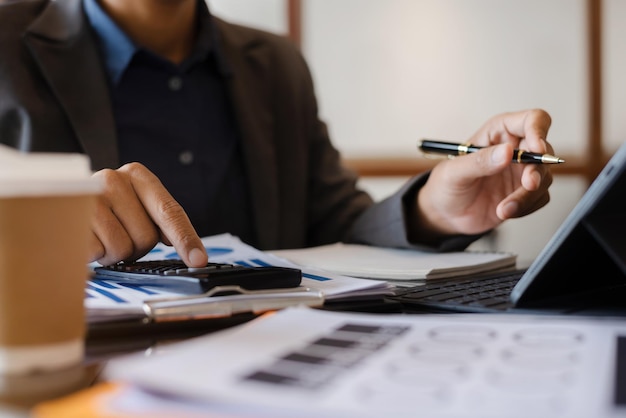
[
  {"left": 82, "top": 0, "right": 231, "bottom": 84},
  {"left": 83, "top": 0, "right": 135, "bottom": 85}
]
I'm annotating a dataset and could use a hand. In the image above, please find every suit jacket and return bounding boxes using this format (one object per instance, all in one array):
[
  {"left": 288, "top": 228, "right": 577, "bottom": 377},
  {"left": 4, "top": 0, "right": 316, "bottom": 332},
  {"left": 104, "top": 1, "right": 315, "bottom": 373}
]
[{"left": 0, "top": 0, "right": 478, "bottom": 251}]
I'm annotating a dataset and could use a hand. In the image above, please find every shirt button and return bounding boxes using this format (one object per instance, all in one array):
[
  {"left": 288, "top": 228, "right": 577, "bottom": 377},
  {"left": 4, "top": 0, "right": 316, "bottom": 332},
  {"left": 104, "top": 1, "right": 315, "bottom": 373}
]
[
  {"left": 179, "top": 151, "right": 194, "bottom": 165},
  {"left": 168, "top": 76, "right": 183, "bottom": 91}
]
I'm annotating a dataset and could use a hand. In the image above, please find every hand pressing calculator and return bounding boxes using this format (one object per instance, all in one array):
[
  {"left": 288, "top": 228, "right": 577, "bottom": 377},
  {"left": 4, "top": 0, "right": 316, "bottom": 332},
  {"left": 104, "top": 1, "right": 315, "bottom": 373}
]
[{"left": 93, "top": 260, "right": 302, "bottom": 294}]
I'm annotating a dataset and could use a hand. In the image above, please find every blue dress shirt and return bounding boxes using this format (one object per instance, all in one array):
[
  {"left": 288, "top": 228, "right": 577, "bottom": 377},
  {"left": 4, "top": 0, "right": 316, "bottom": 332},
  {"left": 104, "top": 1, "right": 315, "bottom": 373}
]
[{"left": 83, "top": 0, "right": 254, "bottom": 242}]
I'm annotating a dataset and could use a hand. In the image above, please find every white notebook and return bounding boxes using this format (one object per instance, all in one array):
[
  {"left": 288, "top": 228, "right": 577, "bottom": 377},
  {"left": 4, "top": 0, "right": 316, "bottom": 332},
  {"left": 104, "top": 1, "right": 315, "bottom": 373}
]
[{"left": 271, "top": 243, "right": 516, "bottom": 281}]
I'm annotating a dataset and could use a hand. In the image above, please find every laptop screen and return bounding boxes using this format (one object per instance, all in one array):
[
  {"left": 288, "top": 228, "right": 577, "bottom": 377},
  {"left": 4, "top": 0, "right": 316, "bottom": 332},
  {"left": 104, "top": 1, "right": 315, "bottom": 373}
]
[{"left": 511, "top": 142, "right": 626, "bottom": 307}]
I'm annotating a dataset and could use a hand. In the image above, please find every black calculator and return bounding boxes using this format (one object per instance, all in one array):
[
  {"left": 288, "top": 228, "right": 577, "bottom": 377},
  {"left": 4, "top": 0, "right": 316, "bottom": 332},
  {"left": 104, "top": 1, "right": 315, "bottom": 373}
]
[{"left": 93, "top": 259, "right": 302, "bottom": 293}]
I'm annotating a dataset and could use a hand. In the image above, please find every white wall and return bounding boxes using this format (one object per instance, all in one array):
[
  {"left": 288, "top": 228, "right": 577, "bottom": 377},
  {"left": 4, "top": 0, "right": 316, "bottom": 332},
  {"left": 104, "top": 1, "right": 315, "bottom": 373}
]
[
  {"left": 206, "top": 0, "right": 287, "bottom": 34},
  {"left": 302, "top": 0, "right": 587, "bottom": 158},
  {"left": 604, "top": 0, "right": 626, "bottom": 152}
]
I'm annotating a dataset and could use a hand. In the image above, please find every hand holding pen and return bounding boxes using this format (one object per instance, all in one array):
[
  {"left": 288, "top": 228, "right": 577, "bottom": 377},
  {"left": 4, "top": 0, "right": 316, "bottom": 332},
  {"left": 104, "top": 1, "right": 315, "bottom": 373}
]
[
  {"left": 418, "top": 139, "right": 564, "bottom": 164},
  {"left": 411, "top": 109, "right": 555, "bottom": 243}
]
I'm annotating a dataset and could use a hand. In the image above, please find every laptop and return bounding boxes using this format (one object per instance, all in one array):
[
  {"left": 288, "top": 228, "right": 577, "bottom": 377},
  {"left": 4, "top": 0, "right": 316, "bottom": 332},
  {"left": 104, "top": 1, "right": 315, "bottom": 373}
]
[{"left": 389, "top": 141, "right": 626, "bottom": 314}]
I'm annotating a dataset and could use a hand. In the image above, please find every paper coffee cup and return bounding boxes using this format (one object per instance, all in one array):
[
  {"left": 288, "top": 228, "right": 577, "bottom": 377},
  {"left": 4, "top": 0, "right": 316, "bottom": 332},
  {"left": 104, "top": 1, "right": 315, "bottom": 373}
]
[{"left": 0, "top": 145, "right": 101, "bottom": 375}]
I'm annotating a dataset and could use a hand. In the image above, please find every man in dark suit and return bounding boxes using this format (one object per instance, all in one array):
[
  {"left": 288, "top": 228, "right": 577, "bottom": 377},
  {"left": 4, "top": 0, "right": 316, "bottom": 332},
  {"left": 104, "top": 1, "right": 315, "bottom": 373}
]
[{"left": 0, "top": 0, "right": 555, "bottom": 268}]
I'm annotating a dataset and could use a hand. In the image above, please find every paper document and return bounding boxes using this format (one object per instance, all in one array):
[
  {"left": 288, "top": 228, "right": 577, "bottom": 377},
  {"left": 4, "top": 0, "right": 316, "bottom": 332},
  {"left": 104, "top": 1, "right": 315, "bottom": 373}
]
[
  {"left": 271, "top": 242, "right": 516, "bottom": 281},
  {"left": 105, "top": 307, "right": 626, "bottom": 418},
  {"left": 85, "top": 234, "right": 391, "bottom": 324}
]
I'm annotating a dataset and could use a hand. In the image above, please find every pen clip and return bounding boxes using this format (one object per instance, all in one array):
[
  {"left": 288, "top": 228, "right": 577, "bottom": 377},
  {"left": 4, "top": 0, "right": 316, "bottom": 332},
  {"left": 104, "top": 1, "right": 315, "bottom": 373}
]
[{"left": 142, "top": 286, "right": 325, "bottom": 322}]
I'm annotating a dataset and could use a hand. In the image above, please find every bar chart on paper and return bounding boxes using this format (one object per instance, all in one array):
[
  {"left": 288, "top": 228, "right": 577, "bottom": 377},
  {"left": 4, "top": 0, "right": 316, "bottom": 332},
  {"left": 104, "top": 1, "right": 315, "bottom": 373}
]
[{"left": 85, "top": 234, "right": 391, "bottom": 323}]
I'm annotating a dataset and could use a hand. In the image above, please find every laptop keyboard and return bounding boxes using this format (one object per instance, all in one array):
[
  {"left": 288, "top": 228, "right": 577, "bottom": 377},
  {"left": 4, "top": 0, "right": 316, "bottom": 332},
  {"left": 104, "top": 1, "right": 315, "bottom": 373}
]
[{"left": 389, "top": 269, "right": 526, "bottom": 313}]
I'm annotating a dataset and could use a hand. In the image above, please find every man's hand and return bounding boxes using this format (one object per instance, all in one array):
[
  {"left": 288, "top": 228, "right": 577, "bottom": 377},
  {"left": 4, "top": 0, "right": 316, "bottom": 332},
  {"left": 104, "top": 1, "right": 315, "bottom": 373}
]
[
  {"left": 88, "top": 162, "right": 208, "bottom": 267},
  {"left": 412, "top": 109, "right": 554, "bottom": 244}
]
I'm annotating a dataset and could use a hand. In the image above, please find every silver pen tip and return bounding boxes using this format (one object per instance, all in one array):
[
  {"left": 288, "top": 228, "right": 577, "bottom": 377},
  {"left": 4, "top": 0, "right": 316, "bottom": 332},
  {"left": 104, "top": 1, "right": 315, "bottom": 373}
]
[{"left": 542, "top": 154, "right": 565, "bottom": 164}]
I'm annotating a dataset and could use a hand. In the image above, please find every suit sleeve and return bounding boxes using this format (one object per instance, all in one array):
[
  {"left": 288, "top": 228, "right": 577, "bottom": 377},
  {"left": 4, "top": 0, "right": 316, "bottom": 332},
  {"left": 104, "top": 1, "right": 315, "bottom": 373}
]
[{"left": 346, "top": 173, "right": 487, "bottom": 252}]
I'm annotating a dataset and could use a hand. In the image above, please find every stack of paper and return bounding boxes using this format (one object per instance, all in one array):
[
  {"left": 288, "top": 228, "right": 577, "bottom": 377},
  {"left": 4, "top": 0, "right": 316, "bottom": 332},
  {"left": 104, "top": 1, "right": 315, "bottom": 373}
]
[
  {"left": 85, "top": 234, "right": 392, "bottom": 324},
  {"left": 272, "top": 242, "right": 517, "bottom": 285},
  {"left": 85, "top": 235, "right": 518, "bottom": 324}
]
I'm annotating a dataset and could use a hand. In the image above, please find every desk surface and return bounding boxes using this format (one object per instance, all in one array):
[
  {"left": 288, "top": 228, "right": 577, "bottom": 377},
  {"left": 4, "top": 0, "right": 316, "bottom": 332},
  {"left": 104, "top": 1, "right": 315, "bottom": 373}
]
[
  {"left": 0, "top": 319, "right": 242, "bottom": 416},
  {"left": 0, "top": 299, "right": 402, "bottom": 416},
  {"left": 0, "top": 362, "right": 103, "bottom": 416}
]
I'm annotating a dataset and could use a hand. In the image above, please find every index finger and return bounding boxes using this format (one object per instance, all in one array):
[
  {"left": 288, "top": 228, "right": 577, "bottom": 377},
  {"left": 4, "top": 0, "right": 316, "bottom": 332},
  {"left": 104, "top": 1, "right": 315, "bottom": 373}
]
[
  {"left": 498, "top": 108, "right": 553, "bottom": 153},
  {"left": 120, "top": 163, "right": 208, "bottom": 267},
  {"left": 474, "top": 109, "right": 553, "bottom": 154}
]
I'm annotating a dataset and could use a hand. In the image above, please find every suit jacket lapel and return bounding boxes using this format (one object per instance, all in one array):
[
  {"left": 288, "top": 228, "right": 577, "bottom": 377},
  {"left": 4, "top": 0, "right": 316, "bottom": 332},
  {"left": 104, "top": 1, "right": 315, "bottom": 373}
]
[
  {"left": 23, "top": 0, "right": 118, "bottom": 170},
  {"left": 217, "top": 21, "right": 279, "bottom": 249}
]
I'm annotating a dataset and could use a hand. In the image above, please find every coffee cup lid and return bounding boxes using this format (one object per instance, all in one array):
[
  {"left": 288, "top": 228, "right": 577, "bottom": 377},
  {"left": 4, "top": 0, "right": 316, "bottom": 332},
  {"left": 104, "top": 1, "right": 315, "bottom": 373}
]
[{"left": 0, "top": 145, "right": 102, "bottom": 196}]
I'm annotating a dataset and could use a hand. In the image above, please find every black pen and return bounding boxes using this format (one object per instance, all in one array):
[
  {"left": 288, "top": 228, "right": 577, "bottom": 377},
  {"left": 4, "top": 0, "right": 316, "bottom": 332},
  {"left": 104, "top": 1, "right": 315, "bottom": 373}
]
[{"left": 417, "top": 139, "right": 565, "bottom": 164}]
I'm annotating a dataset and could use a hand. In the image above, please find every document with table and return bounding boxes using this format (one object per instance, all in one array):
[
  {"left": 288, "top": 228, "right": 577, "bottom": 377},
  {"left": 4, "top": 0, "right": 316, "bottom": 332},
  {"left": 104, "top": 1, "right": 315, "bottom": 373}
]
[{"left": 37, "top": 307, "right": 626, "bottom": 418}]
